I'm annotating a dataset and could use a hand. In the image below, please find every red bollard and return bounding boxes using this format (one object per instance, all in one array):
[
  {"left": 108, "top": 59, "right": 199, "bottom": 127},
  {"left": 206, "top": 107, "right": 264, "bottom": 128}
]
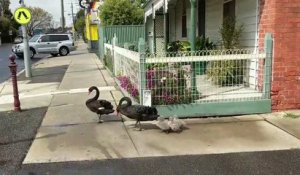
[{"left": 8, "top": 54, "right": 21, "bottom": 112}]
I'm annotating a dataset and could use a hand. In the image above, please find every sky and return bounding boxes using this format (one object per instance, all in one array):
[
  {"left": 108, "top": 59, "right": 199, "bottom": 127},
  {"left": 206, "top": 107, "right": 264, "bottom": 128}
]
[{"left": 10, "top": 0, "right": 82, "bottom": 27}]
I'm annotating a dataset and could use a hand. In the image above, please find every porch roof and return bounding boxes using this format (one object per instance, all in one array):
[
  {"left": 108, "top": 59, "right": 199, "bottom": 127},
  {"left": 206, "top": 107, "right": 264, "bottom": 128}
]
[{"left": 143, "top": 0, "right": 169, "bottom": 19}]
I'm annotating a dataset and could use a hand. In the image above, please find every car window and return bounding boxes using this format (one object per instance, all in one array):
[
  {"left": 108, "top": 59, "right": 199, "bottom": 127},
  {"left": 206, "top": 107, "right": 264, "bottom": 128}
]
[
  {"left": 49, "top": 35, "right": 58, "bottom": 42},
  {"left": 49, "top": 35, "right": 69, "bottom": 42},
  {"left": 59, "top": 35, "right": 69, "bottom": 41},
  {"left": 40, "top": 36, "right": 50, "bottom": 42},
  {"left": 29, "top": 35, "right": 40, "bottom": 42}
]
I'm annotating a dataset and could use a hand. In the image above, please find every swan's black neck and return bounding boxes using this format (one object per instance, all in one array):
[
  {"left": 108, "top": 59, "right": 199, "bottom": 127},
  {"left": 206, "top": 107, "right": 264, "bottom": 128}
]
[
  {"left": 91, "top": 87, "right": 99, "bottom": 101},
  {"left": 119, "top": 97, "right": 132, "bottom": 107}
]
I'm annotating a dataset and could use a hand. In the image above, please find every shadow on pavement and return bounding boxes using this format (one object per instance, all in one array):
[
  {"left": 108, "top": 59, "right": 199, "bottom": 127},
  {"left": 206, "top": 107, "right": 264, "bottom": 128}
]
[
  {"left": 17, "top": 65, "right": 68, "bottom": 84},
  {"left": 0, "top": 107, "right": 47, "bottom": 175}
]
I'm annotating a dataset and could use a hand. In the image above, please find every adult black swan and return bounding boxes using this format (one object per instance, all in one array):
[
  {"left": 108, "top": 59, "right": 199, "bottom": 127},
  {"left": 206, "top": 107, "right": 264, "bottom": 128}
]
[
  {"left": 86, "top": 86, "right": 114, "bottom": 123},
  {"left": 116, "top": 97, "right": 159, "bottom": 131}
]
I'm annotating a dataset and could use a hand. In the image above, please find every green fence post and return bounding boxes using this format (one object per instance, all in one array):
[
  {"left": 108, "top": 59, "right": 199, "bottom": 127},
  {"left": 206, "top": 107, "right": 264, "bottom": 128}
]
[
  {"left": 99, "top": 24, "right": 105, "bottom": 59},
  {"left": 263, "top": 33, "right": 273, "bottom": 99},
  {"left": 138, "top": 38, "right": 146, "bottom": 105}
]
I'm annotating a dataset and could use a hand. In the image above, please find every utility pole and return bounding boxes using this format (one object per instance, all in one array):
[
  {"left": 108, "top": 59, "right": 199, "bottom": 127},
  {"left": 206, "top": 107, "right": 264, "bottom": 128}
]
[
  {"left": 71, "top": 2, "right": 75, "bottom": 25},
  {"left": 20, "top": 0, "right": 32, "bottom": 78},
  {"left": 61, "top": 0, "right": 65, "bottom": 32}
]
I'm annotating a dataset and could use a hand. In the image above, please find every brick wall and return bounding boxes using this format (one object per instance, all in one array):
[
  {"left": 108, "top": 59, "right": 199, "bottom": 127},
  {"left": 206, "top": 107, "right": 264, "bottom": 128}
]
[{"left": 259, "top": 0, "right": 300, "bottom": 110}]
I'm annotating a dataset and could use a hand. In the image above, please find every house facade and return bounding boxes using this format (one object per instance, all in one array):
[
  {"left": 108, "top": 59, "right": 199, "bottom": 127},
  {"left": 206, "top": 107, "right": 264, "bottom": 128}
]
[{"left": 143, "top": 0, "right": 300, "bottom": 111}]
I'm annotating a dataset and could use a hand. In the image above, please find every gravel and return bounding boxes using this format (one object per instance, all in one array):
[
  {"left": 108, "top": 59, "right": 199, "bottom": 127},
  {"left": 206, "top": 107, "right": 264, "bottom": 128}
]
[{"left": 0, "top": 108, "right": 47, "bottom": 175}]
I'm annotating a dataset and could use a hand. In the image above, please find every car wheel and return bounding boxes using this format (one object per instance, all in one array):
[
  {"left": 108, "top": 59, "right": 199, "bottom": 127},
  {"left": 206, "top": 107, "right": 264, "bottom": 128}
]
[
  {"left": 51, "top": 53, "right": 59, "bottom": 57},
  {"left": 29, "top": 48, "right": 35, "bottom": 59},
  {"left": 59, "top": 47, "right": 69, "bottom": 56}
]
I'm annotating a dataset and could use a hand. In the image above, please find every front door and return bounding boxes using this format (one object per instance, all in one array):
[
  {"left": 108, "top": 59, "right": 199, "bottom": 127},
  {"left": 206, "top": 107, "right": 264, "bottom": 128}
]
[
  {"left": 48, "top": 35, "right": 60, "bottom": 52},
  {"left": 198, "top": 0, "right": 206, "bottom": 37},
  {"left": 36, "top": 35, "right": 51, "bottom": 53}
]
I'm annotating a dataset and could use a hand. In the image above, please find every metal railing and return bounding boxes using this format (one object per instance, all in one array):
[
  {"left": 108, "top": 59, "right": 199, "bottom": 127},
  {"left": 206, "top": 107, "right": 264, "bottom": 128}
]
[{"left": 103, "top": 33, "right": 273, "bottom": 117}]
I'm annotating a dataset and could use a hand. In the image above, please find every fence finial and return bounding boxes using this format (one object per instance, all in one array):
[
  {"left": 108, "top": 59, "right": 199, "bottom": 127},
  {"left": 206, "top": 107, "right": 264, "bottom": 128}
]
[{"left": 112, "top": 35, "right": 118, "bottom": 47}]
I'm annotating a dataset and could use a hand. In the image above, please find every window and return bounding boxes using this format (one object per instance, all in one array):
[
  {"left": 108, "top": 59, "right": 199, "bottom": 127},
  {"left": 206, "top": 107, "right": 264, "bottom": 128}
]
[
  {"left": 223, "top": 0, "right": 235, "bottom": 21},
  {"left": 40, "top": 35, "right": 50, "bottom": 42},
  {"left": 49, "top": 35, "right": 69, "bottom": 42},
  {"left": 29, "top": 35, "right": 40, "bottom": 42},
  {"left": 182, "top": 1, "right": 187, "bottom": 38}
]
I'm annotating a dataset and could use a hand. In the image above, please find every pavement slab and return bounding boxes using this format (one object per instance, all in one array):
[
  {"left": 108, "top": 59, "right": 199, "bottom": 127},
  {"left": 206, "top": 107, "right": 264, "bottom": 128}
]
[
  {"left": 0, "top": 95, "right": 53, "bottom": 112},
  {"left": 58, "top": 71, "right": 107, "bottom": 90},
  {"left": 101, "top": 69, "right": 116, "bottom": 86},
  {"left": 124, "top": 120, "right": 300, "bottom": 157},
  {"left": 111, "top": 90, "right": 124, "bottom": 105},
  {"left": 50, "top": 92, "right": 113, "bottom": 107},
  {"left": 66, "top": 64, "right": 99, "bottom": 73},
  {"left": 0, "top": 83, "right": 59, "bottom": 96},
  {"left": 263, "top": 110, "right": 300, "bottom": 140},
  {"left": 23, "top": 122, "right": 139, "bottom": 164}
]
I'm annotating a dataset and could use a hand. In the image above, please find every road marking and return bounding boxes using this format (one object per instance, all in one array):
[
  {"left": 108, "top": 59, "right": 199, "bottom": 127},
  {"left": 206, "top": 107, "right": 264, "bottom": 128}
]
[{"left": 0, "top": 86, "right": 116, "bottom": 104}]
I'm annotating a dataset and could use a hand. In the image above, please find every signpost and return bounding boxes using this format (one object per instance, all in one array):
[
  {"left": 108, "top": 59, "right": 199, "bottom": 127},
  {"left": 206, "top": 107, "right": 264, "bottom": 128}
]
[
  {"left": 9, "top": 30, "right": 13, "bottom": 43},
  {"left": 13, "top": 4, "right": 32, "bottom": 78}
]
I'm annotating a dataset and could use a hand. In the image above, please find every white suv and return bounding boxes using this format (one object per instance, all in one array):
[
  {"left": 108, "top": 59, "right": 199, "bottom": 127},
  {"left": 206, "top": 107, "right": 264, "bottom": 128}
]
[{"left": 12, "top": 34, "right": 77, "bottom": 58}]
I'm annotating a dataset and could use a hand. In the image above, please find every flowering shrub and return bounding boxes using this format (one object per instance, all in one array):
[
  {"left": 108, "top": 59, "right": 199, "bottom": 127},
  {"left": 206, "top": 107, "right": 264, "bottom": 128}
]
[
  {"left": 146, "top": 65, "right": 199, "bottom": 105},
  {"left": 117, "top": 76, "right": 139, "bottom": 100}
]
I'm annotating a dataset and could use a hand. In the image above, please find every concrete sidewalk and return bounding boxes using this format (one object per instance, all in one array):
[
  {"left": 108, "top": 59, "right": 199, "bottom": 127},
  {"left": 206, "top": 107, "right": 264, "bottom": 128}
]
[{"left": 2, "top": 41, "right": 299, "bottom": 165}]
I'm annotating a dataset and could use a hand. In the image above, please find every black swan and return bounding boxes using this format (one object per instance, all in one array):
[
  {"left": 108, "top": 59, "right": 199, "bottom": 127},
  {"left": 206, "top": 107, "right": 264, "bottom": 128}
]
[
  {"left": 86, "top": 86, "right": 114, "bottom": 123},
  {"left": 116, "top": 97, "right": 159, "bottom": 131}
]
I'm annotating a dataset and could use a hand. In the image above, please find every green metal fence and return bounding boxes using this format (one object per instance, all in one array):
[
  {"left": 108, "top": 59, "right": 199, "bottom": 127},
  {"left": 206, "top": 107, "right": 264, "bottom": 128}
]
[
  {"left": 105, "top": 33, "right": 273, "bottom": 118},
  {"left": 99, "top": 25, "right": 145, "bottom": 59}
]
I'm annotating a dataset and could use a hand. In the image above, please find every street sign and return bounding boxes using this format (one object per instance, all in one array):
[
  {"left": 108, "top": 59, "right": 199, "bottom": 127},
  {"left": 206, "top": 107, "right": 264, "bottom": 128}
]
[{"left": 14, "top": 7, "right": 31, "bottom": 25}]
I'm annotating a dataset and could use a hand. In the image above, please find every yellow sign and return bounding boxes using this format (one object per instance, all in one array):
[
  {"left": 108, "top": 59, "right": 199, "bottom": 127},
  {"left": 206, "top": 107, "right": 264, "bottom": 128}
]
[{"left": 14, "top": 7, "right": 32, "bottom": 25}]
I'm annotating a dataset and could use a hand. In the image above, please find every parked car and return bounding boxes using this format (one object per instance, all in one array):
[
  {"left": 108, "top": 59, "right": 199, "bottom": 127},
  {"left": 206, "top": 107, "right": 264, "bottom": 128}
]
[
  {"left": 13, "top": 36, "right": 23, "bottom": 44},
  {"left": 12, "top": 34, "right": 77, "bottom": 59}
]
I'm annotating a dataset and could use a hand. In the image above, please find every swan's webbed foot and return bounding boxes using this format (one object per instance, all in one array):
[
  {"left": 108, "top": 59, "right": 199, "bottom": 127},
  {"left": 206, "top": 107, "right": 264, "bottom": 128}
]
[
  {"left": 138, "top": 121, "right": 143, "bottom": 131},
  {"left": 98, "top": 115, "right": 104, "bottom": 123}
]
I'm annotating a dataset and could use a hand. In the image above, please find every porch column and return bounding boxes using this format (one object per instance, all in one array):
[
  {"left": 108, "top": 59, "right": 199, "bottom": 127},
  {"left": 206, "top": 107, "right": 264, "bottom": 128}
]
[
  {"left": 164, "top": 0, "right": 169, "bottom": 51},
  {"left": 152, "top": 4, "right": 157, "bottom": 53},
  {"left": 190, "top": 0, "right": 197, "bottom": 51},
  {"left": 190, "top": 0, "right": 197, "bottom": 100}
]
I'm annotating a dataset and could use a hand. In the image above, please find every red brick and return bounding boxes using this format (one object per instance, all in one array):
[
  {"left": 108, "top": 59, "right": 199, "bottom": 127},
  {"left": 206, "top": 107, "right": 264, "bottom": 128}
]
[{"left": 259, "top": 0, "right": 300, "bottom": 111}]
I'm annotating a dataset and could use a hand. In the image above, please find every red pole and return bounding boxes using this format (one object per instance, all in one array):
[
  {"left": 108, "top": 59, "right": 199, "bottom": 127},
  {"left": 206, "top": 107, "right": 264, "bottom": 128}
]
[{"left": 8, "top": 54, "right": 21, "bottom": 112}]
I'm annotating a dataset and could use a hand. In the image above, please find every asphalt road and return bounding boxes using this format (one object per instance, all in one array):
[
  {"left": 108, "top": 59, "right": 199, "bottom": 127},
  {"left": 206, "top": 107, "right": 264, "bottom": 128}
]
[
  {"left": 0, "top": 108, "right": 47, "bottom": 175},
  {"left": 18, "top": 149, "right": 300, "bottom": 175},
  {"left": 0, "top": 43, "right": 46, "bottom": 83}
]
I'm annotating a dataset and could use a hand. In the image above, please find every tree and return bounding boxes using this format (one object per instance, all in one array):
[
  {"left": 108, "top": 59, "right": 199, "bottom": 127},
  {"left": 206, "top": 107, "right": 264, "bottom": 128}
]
[
  {"left": 99, "top": 0, "right": 144, "bottom": 25},
  {"left": 0, "top": 0, "right": 11, "bottom": 17},
  {"left": 26, "top": 7, "right": 53, "bottom": 36},
  {"left": 0, "top": 0, "right": 20, "bottom": 42},
  {"left": 76, "top": 9, "right": 85, "bottom": 20},
  {"left": 74, "top": 9, "right": 85, "bottom": 33},
  {"left": 74, "top": 16, "right": 85, "bottom": 33}
]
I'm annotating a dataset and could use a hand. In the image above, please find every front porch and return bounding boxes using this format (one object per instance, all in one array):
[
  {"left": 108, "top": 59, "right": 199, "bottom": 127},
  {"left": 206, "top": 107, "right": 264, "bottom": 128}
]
[
  {"left": 98, "top": 0, "right": 271, "bottom": 117},
  {"left": 103, "top": 34, "right": 272, "bottom": 117},
  {"left": 144, "top": 0, "right": 259, "bottom": 53}
]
